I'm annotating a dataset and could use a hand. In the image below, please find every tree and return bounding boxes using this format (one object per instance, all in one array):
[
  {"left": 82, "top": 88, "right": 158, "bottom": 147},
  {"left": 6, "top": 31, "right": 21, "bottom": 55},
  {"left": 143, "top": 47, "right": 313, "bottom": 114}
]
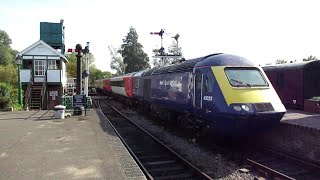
[
  {"left": 66, "top": 53, "right": 77, "bottom": 78},
  {"left": 66, "top": 52, "right": 112, "bottom": 86},
  {"left": 303, "top": 55, "right": 317, "bottom": 61},
  {"left": 65, "top": 52, "right": 95, "bottom": 78},
  {"left": 89, "top": 65, "right": 112, "bottom": 86},
  {"left": 275, "top": 59, "right": 287, "bottom": 64},
  {"left": 0, "top": 64, "right": 18, "bottom": 85},
  {"left": 119, "top": 27, "right": 150, "bottom": 73},
  {"left": 109, "top": 45, "right": 126, "bottom": 75},
  {"left": 0, "top": 30, "right": 16, "bottom": 65},
  {"left": 0, "top": 30, "right": 12, "bottom": 45}
]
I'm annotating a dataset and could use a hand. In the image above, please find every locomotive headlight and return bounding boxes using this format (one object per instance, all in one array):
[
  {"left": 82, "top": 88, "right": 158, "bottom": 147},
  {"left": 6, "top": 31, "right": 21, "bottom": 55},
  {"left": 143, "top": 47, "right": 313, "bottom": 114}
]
[
  {"left": 241, "top": 105, "right": 250, "bottom": 111},
  {"left": 233, "top": 105, "right": 242, "bottom": 111}
]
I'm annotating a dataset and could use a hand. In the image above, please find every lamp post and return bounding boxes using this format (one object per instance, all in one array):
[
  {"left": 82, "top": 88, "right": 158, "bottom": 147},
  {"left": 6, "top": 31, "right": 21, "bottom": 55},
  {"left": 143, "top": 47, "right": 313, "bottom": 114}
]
[{"left": 16, "top": 55, "right": 22, "bottom": 105}]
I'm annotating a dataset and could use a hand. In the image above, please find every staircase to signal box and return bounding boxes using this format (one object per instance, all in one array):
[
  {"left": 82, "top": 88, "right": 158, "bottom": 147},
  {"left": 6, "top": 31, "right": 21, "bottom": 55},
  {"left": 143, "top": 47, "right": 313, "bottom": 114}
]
[{"left": 25, "top": 82, "right": 46, "bottom": 110}]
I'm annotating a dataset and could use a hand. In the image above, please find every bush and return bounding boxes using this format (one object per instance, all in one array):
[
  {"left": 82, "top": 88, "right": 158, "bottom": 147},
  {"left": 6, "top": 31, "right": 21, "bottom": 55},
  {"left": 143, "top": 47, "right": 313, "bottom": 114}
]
[{"left": 0, "top": 82, "right": 21, "bottom": 110}]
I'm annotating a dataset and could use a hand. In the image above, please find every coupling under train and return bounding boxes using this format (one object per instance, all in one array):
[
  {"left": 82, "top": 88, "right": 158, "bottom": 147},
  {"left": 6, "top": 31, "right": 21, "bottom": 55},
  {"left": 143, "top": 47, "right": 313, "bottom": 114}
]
[{"left": 96, "top": 53, "right": 286, "bottom": 138}]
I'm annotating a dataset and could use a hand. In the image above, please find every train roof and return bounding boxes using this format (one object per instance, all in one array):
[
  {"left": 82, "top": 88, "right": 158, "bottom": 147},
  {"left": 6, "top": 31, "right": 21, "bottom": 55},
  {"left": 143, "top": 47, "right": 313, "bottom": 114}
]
[
  {"left": 262, "top": 60, "right": 320, "bottom": 71},
  {"left": 133, "top": 69, "right": 149, "bottom": 77},
  {"left": 110, "top": 72, "right": 135, "bottom": 81},
  {"left": 142, "top": 53, "right": 255, "bottom": 76}
]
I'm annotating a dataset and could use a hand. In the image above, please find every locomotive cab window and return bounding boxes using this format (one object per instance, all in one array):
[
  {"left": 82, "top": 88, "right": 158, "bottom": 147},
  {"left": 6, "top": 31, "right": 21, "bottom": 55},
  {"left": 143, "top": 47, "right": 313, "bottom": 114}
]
[
  {"left": 204, "top": 71, "right": 214, "bottom": 93},
  {"left": 225, "top": 67, "right": 268, "bottom": 87}
]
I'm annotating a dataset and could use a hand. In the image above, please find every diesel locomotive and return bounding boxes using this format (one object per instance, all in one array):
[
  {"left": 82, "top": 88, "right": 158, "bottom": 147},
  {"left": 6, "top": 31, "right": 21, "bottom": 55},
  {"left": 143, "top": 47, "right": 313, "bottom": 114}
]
[{"left": 96, "top": 53, "right": 286, "bottom": 138}]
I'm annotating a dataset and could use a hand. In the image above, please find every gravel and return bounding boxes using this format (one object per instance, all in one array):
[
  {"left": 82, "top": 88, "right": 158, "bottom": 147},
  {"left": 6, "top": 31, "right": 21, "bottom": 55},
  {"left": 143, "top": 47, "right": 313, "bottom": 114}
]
[{"left": 111, "top": 101, "right": 262, "bottom": 179}]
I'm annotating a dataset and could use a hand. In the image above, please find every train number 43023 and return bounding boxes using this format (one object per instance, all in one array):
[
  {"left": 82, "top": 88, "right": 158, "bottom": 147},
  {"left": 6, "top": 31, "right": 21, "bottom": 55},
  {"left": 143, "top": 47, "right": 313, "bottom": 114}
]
[{"left": 203, "top": 96, "right": 213, "bottom": 101}]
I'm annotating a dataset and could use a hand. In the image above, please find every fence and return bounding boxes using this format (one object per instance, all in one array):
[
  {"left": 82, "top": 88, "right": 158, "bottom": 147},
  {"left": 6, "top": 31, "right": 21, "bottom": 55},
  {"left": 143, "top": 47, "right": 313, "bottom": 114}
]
[{"left": 60, "top": 95, "right": 92, "bottom": 112}]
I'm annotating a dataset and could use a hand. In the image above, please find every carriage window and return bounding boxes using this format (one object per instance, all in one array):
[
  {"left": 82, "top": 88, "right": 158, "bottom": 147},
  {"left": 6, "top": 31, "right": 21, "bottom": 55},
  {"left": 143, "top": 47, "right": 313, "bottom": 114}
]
[
  {"left": 225, "top": 67, "right": 268, "bottom": 87},
  {"left": 110, "top": 80, "right": 124, "bottom": 87}
]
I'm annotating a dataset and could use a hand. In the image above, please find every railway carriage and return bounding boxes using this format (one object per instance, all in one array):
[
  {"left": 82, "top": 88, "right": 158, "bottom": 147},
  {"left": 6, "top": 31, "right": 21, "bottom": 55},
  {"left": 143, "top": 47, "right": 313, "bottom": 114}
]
[
  {"left": 110, "top": 73, "right": 135, "bottom": 98},
  {"left": 263, "top": 61, "right": 320, "bottom": 110}
]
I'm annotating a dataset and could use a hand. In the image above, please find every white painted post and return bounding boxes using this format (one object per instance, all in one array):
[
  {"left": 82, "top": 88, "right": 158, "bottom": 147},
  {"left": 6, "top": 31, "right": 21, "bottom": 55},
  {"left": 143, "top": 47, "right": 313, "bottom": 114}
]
[{"left": 84, "top": 42, "right": 89, "bottom": 96}]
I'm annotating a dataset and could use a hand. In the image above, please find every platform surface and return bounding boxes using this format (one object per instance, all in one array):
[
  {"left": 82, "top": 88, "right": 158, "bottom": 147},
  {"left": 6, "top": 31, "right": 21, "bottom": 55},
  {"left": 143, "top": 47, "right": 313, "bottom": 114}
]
[
  {"left": 0, "top": 109, "right": 146, "bottom": 180},
  {"left": 281, "top": 109, "right": 320, "bottom": 129}
]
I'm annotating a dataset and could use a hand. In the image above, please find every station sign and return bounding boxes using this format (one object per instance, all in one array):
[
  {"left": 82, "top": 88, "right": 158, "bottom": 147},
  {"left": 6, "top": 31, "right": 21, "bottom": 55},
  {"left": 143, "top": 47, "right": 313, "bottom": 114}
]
[{"left": 73, "top": 94, "right": 86, "bottom": 107}]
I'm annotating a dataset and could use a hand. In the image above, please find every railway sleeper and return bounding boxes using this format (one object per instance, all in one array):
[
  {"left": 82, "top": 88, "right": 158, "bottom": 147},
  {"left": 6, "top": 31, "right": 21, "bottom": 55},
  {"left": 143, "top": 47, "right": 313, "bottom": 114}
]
[
  {"left": 144, "top": 160, "right": 176, "bottom": 166},
  {"left": 148, "top": 165, "right": 185, "bottom": 174},
  {"left": 148, "top": 166, "right": 189, "bottom": 177},
  {"left": 138, "top": 154, "right": 171, "bottom": 161},
  {"left": 153, "top": 173, "right": 194, "bottom": 180}
]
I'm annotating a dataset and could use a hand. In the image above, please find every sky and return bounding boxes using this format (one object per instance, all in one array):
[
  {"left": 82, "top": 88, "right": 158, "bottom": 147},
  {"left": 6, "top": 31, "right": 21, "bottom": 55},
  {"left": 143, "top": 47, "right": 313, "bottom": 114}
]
[{"left": 1, "top": 0, "right": 320, "bottom": 73}]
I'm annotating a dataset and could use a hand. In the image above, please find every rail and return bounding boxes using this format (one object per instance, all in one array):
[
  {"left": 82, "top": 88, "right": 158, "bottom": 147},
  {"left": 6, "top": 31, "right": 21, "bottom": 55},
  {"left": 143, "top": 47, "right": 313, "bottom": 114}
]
[
  {"left": 96, "top": 99, "right": 213, "bottom": 180},
  {"left": 246, "top": 147, "right": 320, "bottom": 179}
]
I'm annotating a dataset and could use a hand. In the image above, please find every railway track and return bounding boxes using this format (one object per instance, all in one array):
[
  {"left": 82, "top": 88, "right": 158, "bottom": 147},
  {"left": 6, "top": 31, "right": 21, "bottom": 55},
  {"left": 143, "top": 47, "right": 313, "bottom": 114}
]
[
  {"left": 94, "top": 98, "right": 213, "bottom": 180},
  {"left": 246, "top": 148, "right": 320, "bottom": 179},
  {"left": 93, "top": 96, "right": 320, "bottom": 180}
]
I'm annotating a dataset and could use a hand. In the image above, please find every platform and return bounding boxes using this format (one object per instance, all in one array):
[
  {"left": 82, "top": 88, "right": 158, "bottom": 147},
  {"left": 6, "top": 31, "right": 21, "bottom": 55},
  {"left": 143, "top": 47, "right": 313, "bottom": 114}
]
[
  {"left": 281, "top": 109, "right": 320, "bottom": 129},
  {"left": 0, "top": 109, "right": 146, "bottom": 180}
]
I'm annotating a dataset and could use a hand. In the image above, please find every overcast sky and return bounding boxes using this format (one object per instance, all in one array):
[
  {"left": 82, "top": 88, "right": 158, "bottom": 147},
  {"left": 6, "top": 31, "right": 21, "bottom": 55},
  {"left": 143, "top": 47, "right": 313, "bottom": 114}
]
[{"left": 1, "top": 0, "right": 320, "bottom": 73}]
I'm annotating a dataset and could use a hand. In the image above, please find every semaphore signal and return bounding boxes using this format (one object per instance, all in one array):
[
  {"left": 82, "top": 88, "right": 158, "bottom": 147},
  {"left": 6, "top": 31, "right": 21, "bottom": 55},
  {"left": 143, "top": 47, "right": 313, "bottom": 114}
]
[{"left": 150, "top": 29, "right": 182, "bottom": 65}]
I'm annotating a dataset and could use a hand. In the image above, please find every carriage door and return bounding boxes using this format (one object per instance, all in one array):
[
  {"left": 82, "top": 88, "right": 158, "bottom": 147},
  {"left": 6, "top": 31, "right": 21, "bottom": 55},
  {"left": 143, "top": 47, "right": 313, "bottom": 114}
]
[{"left": 194, "top": 69, "right": 203, "bottom": 108}]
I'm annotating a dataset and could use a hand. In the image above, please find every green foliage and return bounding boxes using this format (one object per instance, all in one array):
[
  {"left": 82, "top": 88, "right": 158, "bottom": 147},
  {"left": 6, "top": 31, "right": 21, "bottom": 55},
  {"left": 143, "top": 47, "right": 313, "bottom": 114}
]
[
  {"left": 0, "top": 83, "right": 20, "bottom": 110},
  {"left": 66, "top": 52, "right": 96, "bottom": 78},
  {"left": 0, "top": 30, "right": 16, "bottom": 65},
  {"left": 0, "top": 64, "right": 18, "bottom": 86},
  {"left": 0, "top": 30, "right": 12, "bottom": 45},
  {"left": 65, "top": 53, "right": 78, "bottom": 78},
  {"left": 109, "top": 45, "right": 126, "bottom": 75},
  {"left": 119, "top": 27, "right": 150, "bottom": 73},
  {"left": 275, "top": 59, "right": 287, "bottom": 64},
  {"left": 89, "top": 65, "right": 112, "bottom": 86},
  {"left": 303, "top": 55, "right": 317, "bottom": 61},
  {"left": 66, "top": 53, "right": 112, "bottom": 86}
]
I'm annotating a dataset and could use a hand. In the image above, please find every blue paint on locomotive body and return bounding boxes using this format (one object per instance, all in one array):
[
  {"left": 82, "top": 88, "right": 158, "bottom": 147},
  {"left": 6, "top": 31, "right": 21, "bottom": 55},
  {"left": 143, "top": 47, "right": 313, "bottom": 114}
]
[{"left": 131, "top": 53, "right": 285, "bottom": 137}]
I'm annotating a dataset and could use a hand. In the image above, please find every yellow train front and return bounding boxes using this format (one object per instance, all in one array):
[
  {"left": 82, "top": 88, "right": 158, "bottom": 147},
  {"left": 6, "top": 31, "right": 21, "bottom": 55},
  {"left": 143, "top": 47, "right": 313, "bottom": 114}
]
[{"left": 191, "top": 54, "right": 286, "bottom": 138}]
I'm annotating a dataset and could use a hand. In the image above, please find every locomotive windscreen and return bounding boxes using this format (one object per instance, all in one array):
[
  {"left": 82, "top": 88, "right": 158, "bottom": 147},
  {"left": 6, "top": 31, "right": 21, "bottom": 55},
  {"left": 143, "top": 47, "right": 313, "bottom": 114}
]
[{"left": 225, "top": 67, "right": 268, "bottom": 87}]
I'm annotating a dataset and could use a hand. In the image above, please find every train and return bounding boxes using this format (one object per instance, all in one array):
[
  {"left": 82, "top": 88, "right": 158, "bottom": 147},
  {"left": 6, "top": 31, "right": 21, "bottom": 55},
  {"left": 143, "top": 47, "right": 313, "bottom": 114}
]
[
  {"left": 263, "top": 60, "right": 320, "bottom": 110},
  {"left": 96, "top": 53, "right": 286, "bottom": 138}
]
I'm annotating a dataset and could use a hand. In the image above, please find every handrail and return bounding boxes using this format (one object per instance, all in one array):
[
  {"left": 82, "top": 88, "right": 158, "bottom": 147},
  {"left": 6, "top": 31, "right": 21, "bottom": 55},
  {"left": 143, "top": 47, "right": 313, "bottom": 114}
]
[
  {"left": 40, "top": 79, "right": 46, "bottom": 110},
  {"left": 24, "top": 72, "right": 33, "bottom": 110}
]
